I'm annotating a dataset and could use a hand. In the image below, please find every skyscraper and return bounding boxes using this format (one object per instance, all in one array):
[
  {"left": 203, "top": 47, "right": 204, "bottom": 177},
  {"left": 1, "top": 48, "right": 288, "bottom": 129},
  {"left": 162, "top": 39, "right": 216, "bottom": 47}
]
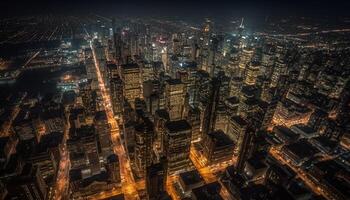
[
  {"left": 94, "top": 111, "right": 112, "bottom": 161},
  {"left": 202, "top": 77, "right": 221, "bottom": 136},
  {"left": 244, "top": 61, "right": 260, "bottom": 86},
  {"left": 120, "top": 63, "right": 142, "bottom": 108},
  {"left": 134, "top": 116, "right": 154, "bottom": 176},
  {"left": 164, "top": 79, "right": 186, "bottom": 121},
  {"left": 146, "top": 158, "right": 168, "bottom": 200},
  {"left": 163, "top": 120, "right": 192, "bottom": 174}
]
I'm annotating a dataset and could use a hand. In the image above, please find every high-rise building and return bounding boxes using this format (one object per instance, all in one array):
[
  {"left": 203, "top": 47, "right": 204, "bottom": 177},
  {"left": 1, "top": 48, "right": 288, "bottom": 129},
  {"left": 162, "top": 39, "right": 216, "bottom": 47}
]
[
  {"left": 79, "top": 81, "right": 97, "bottom": 116},
  {"left": 227, "top": 116, "right": 248, "bottom": 155},
  {"left": 187, "top": 106, "right": 201, "bottom": 142},
  {"left": 244, "top": 61, "right": 260, "bottom": 86},
  {"left": 163, "top": 120, "right": 192, "bottom": 174},
  {"left": 164, "top": 79, "right": 186, "bottom": 120},
  {"left": 5, "top": 164, "right": 48, "bottom": 200},
  {"left": 106, "top": 154, "right": 121, "bottom": 184},
  {"left": 94, "top": 111, "right": 112, "bottom": 161},
  {"left": 146, "top": 158, "right": 168, "bottom": 200},
  {"left": 120, "top": 63, "right": 142, "bottom": 108},
  {"left": 238, "top": 48, "right": 254, "bottom": 77},
  {"left": 202, "top": 77, "right": 221, "bottom": 136},
  {"left": 154, "top": 109, "right": 170, "bottom": 154},
  {"left": 134, "top": 116, "right": 154, "bottom": 176},
  {"left": 236, "top": 127, "right": 255, "bottom": 173},
  {"left": 68, "top": 125, "right": 101, "bottom": 176},
  {"left": 110, "top": 76, "right": 124, "bottom": 116},
  {"left": 202, "top": 130, "right": 234, "bottom": 165}
]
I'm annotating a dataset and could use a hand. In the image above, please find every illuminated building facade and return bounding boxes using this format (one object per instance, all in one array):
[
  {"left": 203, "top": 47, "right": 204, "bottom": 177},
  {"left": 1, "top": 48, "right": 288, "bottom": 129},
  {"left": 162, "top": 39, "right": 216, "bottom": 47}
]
[{"left": 163, "top": 120, "right": 192, "bottom": 174}]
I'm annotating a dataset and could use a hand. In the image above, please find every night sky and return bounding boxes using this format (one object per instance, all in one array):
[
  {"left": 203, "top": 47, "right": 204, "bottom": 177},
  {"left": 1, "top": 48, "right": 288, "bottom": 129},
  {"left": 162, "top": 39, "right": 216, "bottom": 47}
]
[{"left": 2, "top": 0, "right": 350, "bottom": 17}]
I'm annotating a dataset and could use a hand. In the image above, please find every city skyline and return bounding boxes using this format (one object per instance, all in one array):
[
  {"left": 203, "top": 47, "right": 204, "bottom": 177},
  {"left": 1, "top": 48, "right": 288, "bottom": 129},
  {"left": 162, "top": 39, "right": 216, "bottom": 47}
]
[{"left": 0, "top": 2, "right": 350, "bottom": 200}]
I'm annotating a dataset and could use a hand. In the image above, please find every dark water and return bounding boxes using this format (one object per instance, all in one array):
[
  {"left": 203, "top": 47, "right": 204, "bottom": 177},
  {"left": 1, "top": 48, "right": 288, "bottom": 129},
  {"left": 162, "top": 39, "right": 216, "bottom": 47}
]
[{"left": 0, "top": 66, "right": 81, "bottom": 99}]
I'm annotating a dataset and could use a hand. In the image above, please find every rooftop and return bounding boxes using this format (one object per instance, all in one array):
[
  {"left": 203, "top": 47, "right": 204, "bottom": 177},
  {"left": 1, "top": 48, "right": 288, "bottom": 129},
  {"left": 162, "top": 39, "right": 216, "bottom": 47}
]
[
  {"left": 208, "top": 130, "right": 234, "bottom": 147},
  {"left": 179, "top": 170, "right": 204, "bottom": 186},
  {"left": 283, "top": 140, "right": 319, "bottom": 159},
  {"left": 191, "top": 181, "right": 223, "bottom": 200},
  {"left": 166, "top": 78, "right": 182, "bottom": 85},
  {"left": 230, "top": 115, "right": 248, "bottom": 126},
  {"left": 165, "top": 120, "right": 191, "bottom": 134}
]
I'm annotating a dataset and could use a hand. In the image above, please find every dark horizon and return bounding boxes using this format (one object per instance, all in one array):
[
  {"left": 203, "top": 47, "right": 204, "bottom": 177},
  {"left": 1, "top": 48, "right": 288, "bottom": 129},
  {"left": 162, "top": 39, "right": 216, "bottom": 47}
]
[{"left": 2, "top": 0, "right": 350, "bottom": 18}]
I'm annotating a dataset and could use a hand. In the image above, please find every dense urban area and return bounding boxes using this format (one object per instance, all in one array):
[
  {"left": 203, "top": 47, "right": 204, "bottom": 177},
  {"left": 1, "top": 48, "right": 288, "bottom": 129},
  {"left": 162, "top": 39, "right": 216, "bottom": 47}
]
[{"left": 0, "top": 14, "right": 349, "bottom": 200}]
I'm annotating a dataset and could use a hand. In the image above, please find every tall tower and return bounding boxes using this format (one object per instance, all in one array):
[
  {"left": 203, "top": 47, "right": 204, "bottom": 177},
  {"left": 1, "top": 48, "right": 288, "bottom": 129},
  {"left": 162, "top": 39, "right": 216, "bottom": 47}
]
[
  {"left": 164, "top": 79, "right": 186, "bottom": 121},
  {"left": 236, "top": 127, "right": 255, "bottom": 173},
  {"left": 134, "top": 116, "right": 154, "bottom": 176},
  {"left": 94, "top": 111, "right": 112, "bottom": 161},
  {"left": 146, "top": 158, "right": 168, "bottom": 200},
  {"left": 164, "top": 120, "right": 192, "bottom": 174},
  {"left": 202, "top": 77, "right": 221, "bottom": 137},
  {"left": 120, "top": 63, "right": 142, "bottom": 109}
]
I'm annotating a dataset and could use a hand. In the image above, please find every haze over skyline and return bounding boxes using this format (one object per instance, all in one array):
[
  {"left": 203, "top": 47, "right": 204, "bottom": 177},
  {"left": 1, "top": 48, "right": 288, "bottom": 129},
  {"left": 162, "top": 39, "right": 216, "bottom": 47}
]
[{"left": 2, "top": 0, "right": 350, "bottom": 17}]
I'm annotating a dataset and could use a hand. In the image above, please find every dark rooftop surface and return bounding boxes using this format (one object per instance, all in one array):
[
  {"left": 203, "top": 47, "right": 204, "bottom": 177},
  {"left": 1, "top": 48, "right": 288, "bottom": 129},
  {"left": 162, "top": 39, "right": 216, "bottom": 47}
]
[
  {"left": 179, "top": 169, "right": 204, "bottom": 186},
  {"left": 283, "top": 140, "right": 319, "bottom": 159},
  {"left": 155, "top": 109, "right": 170, "bottom": 120},
  {"left": 312, "top": 136, "right": 338, "bottom": 149},
  {"left": 94, "top": 110, "right": 108, "bottom": 121},
  {"left": 107, "top": 154, "right": 119, "bottom": 163},
  {"left": 165, "top": 120, "right": 191, "bottom": 133},
  {"left": 230, "top": 115, "right": 248, "bottom": 126},
  {"left": 247, "top": 157, "right": 267, "bottom": 170},
  {"left": 191, "top": 181, "right": 223, "bottom": 200},
  {"left": 208, "top": 130, "right": 234, "bottom": 147},
  {"left": 226, "top": 96, "right": 240, "bottom": 105},
  {"left": 166, "top": 78, "right": 182, "bottom": 85},
  {"left": 274, "top": 126, "right": 299, "bottom": 140},
  {"left": 121, "top": 63, "right": 139, "bottom": 69},
  {"left": 292, "top": 124, "right": 316, "bottom": 135}
]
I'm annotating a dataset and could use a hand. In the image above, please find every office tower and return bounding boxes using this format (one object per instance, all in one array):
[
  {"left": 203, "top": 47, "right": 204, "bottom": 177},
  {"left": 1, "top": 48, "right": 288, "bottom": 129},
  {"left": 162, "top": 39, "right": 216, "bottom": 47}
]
[
  {"left": 227, "top": 116, "right": 248, "bottom": 155},
  {"left": 79, "top": 81, "right": 97, "bottom": 116},
  {"left": 94, "top": 40, "right": 108, "bottom": 82},
  {"left": 229, "top": 76, "right": 243, "bottom": 97},
  {"left": 225, "top": 99, "right": 240, "bottom": 126},
  {"left": 120, "top": 63, "right": 142, "bottom": 108},
  {"left": 146, "top": 158, "right": 168, "bottom": 200},
  {"left": 106, "top": 154, "right": 121, "bottom": 184},
  {"left": 202, "top": 130, "right": 234, "bottom": 165},
  {"left": 244, "top": 61, "right": 260, "bottom": 85},
  {"left": 270, "top": 60, "right": 287, "bottom": 87},
  {"left": 236, "top": 127, "right": 255, "bottom": 173},
  {"left": 67, "top": 125, "right": 101, "bottom": 175},
  {"left": 193, "top": 70, "right": 211, "bottom": 106},
  {"left": 202, "top": 18, "right": 213, "bottom": 46},
  {"left": 163, "top": 120, "right": 192, "bottom": 174},
  {"left": 154, "top": 109, "right": 170, "bottom": 154},
  {"left": 134, "top": 116, "right": 154, "bottom": 176},
  {"left": 208, "top": 38, "right": 218, "bottom": 77},
  {"left": 164, "top": 79, "right": 186, "bottom": 120},
  {"left": 107, "top": 62, "right": 119, "bottom": 80},
  {"left": 143, "top": 80, "right": 160, "bottom": 115},
  {"left": 110, "top": 76, "right": 124, "bottom": 116},
  {"left": 5, "top": 164, "right": 48, "bottom": 200},
  {"left": 239, "top": 48, "right": 254, "bottom": 77},
  {"left": 219, "top": 73, "right": 230, "bottom": 103},
  {"left": 187, "top": 106, "right": 201, "bottom": 142},
  {"left": 84, "top": 48, "right": 97, "bottom": 81},
  {"left": 202, "top": 77, "right": 221, "bottom": 136},
  {"left": 191, "top": 181, "right": 223, "bottom": 200},
  {"left": 94, "top": 111, "right": 112, "bottom": 160}
]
